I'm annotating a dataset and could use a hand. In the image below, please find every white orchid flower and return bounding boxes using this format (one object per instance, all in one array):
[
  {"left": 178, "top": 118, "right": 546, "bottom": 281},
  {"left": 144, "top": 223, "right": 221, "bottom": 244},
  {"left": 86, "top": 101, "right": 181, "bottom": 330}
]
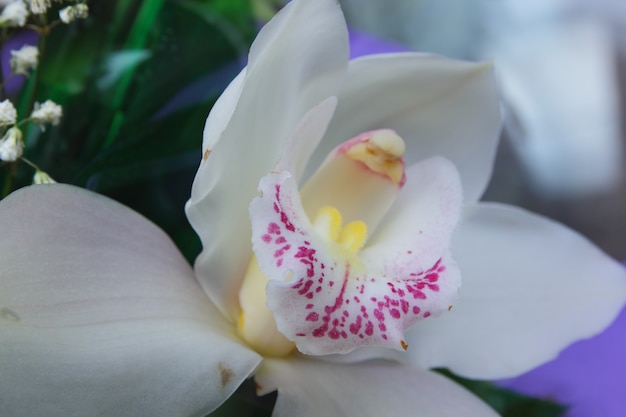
[{"left": 1, "top": 1, "right": 625, "bottom": 416}]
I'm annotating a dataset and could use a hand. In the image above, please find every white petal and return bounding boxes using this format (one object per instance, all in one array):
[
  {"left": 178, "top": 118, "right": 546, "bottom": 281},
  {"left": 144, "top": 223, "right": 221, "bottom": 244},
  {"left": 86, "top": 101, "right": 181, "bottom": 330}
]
[
  {"left": 404, "top": 202, "right": 626, "bottom": 379},
  {"left": 256, "top": 358, "right": 499, "bottom": 417},
  {"left": 363, "top": 157, "right": 463, "bottom": 277},
  {"left": 186, "top": 0, "right": 349, "bottom": 320},
  {"left": 316, "top": 53, "right": 502, "bottom": 203},
  {"left": 0, "top": 185, "right": 261, "bottom": 417}
]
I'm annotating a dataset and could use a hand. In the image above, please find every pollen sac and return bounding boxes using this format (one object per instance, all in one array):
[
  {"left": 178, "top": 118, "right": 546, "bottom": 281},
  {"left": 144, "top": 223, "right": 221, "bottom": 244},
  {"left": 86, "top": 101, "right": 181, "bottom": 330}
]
[{"left": 248, "top": 127, "right": 463, "bottom": 356}]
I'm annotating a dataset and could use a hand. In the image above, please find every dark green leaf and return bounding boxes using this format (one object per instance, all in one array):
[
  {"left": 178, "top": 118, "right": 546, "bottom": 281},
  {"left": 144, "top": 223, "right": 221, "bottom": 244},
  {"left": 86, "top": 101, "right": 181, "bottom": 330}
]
[{"left": 436, "top": 369, "right": 568, "bottom": 417}]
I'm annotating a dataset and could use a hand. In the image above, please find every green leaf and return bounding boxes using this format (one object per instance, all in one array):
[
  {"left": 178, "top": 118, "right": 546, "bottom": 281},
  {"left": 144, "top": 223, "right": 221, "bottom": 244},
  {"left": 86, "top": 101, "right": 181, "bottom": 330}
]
[
  {"left": 206, "top": 378, "right": 276, "bottom": 417},
  {"left": 436, "top": 369, "right": 568, "bottom": 417}
]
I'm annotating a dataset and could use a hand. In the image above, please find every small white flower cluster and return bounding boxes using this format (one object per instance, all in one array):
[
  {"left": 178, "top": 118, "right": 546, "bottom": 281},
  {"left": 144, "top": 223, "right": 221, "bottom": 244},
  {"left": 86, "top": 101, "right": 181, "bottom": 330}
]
[
  {"left": 0, "top": 99, "right": 17, "bottom": 128},
  {"left": 0, "top": 0, "right": 89, "bottom": 27},
  {"left": 28, "top": 0, "right": 50, "bottom": 14},
  {"left": 0, "top": 96, "right": 61, "bottom": 184},
  {"left": 59, "top": 3, "right": 87, "bottom": 23},
  {"left": 10, "top": 45, "right": 38, "bottom": 76},
  {"left": 30, "top": 100, "right": 62, "bottom": 129},
  {"left": 0, "top": 99, "right": 22, "bottom": 162},
  {"left": 0, "top": 97, "right": 63, "bottom": 164},
  {"left": 0, "top": 1, "right": 28, "bottom": 27},
  {"left": 0, "top": 126, "right": 23, "bottom": 162},
  {"left": 33, "top": 169, "right": 56, "bottom": 184}
]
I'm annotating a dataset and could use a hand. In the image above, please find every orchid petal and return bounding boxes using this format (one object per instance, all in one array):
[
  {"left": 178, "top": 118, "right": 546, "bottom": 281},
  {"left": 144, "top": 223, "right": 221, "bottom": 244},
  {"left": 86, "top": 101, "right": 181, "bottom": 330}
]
[
  {"left": 0, "top": 185, "right": 262, "bottom": 417},
  {"left": 362, "top": 157, "right": 463, "bottom": 278},
  {"left": 256, "top": 358, "right": 499, "bottom": 417},
  {"left": 404, "top": 202, "right": 626, "bottom": 379},
  {"left": 316, "top": 53, "right": 501, "bottom": 203},
  {"left": 249, "top": 158, "right": 462, "bottom": 355},
  {"left": 186, "top": 0, "right": 349, "bottom": 320}
]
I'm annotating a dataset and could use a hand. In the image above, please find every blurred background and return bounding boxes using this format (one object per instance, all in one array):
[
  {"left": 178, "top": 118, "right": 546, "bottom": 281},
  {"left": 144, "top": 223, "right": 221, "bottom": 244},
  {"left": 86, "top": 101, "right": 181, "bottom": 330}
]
[{"left": 340, "top": 0, "right": 626, "bottom": 261}]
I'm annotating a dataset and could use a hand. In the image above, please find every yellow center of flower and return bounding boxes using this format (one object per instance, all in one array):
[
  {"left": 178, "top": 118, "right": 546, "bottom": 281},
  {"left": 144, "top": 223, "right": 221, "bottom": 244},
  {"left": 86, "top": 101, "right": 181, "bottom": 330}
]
[{"left": 313, "top": 206, "right": 367, "bottom": 253}]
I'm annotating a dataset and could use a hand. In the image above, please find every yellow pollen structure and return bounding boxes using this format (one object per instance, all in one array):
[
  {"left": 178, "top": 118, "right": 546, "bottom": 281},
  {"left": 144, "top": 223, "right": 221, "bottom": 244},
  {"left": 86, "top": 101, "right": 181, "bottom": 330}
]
[
  {"left": 345, "top": 130, "right": 406, "bottom": 184},
  {"left": 313, "top": 206, "right": 368, "bottom": 253}
]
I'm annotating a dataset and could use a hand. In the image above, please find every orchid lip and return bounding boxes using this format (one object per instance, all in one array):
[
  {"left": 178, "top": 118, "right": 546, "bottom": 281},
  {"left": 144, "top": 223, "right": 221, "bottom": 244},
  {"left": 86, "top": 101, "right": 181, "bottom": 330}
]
[{"left": 241, "top": 128, "right": 463, "bottom": 356}]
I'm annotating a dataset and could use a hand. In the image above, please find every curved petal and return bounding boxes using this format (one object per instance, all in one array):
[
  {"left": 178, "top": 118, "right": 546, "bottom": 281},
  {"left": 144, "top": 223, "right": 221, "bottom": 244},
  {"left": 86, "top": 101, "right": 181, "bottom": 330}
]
[
  {"left": 250, "top": 165, "right": 460, "bottom": 355},
  {"left": 186, "top": 0, "right": 349, "bottom": 320},
  {"left": 315, "top": 53, "right": 502, "bottom": 203},
  {"left": 362, "top": 157, "right": 463, "bottom": 277},
  {"left": 256, "top": 358, "right": 499, "bottom": 417},
  {"left": 404, "top": 202, "right": 626, "bottom": 379},
  {"left": 0, "top": 185, "right": 262, "bottom": 417},
  {"left": 498, "top": 305, "right": 626, "bottom": 417}
]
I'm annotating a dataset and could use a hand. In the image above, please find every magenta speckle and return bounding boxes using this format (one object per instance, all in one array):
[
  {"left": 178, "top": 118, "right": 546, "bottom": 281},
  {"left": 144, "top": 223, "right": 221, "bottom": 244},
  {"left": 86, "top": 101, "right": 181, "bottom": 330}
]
[
  {"left": 349, "top": 315, "right": 362, "bottom": 334},
  {"left": 268, "top": 222, "right": 281, "bottom": 234},
  {"left": 306, "top": 312, "right": 319, "bottom": 322},
  {"left": 328, "top": 328, "right": 340, "bottom": 339}
]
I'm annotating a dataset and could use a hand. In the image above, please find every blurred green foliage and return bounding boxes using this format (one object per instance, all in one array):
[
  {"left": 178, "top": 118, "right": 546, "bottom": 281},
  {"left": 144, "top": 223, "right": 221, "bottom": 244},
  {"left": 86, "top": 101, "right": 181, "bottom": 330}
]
[{"left": 1, "top": 0, "right": 257, "bottom": 263}]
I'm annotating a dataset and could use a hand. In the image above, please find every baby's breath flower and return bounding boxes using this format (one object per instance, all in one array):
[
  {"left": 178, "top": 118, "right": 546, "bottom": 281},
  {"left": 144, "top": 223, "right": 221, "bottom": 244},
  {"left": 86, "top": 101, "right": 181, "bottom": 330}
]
[
  {"left": 10, "top": 45, "right": 38, "bottom": 76},
  {"left": 33, "top": 169, "right": 56, "bottom": 184},
  {"left": 27, "top": 0, "right": 49, "bottom": 14},
  {"left": 30, "top": 100, "right": 63, "bottom": 128},
  {"left": 0, "top": 0, "right": 28, "bottom": 27},
  {"left": 59, "top": 3, "right": 87, "bottom": 24},
  {"left": 0, "top": 99, "right": 17, "bottom": 127},
  {"left": 0, "top": 126, "right": 23, "bottom": 162}
]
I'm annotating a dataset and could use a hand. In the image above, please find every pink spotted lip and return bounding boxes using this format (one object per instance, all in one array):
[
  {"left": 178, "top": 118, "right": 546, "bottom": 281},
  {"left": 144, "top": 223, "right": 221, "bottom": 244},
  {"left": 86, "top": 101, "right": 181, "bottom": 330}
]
[{"left": 249, "top": 170, "right": 461, "bottom": 355}]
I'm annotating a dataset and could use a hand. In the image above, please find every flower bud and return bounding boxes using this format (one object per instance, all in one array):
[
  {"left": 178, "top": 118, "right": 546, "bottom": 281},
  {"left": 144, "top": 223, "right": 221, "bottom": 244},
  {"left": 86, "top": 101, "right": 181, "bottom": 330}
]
[
  {"left": 30, "top": 100, "right": 62, "bottom": 128},
  {"left": 33, "top": 170, "right": 56, "bottom": 184},
  {"left": 28, "top": 0, "right": 50, "bottom": 14},
  {"left": 0, "top": 99, "right": 17, "bottom": 128},
  {"left": 59, "top": 4, "right": 88, "bottom": 24},
  {"left": 10, "top": 45, "right": 38, "bottom": 76},
  {"left": 0, "top": 126, "right": 24, "bottom": 162},
  {"left": 0, "top": 1, "right": 29, "bottom": 27}
]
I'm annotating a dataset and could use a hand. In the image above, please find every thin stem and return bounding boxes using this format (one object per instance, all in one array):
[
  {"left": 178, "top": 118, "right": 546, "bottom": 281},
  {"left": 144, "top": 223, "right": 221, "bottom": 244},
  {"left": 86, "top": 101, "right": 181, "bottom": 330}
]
[{"left": 20, "top": 156, "right": 40, "bottom": 171}]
